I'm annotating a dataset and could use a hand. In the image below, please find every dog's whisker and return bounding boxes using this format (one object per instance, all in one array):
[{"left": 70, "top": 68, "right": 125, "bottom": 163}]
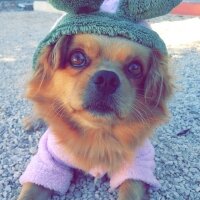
[
  {"left": 130, "top": 102, "right": 152, "bottom": 128},
  {"left": 53, "top": 104, "right": 65, "bottom": 118},
  {"left": 49, "top": 98, "right": 67, "bottom": 119},
  {"left": 131, "top": 105, "right": 147, "bottom": 125},
  {"left": 136, "top": 93, "right": 154, "bottom": 100},
  {"left": 134, "top": 98, "right": 154, "bottom": 117},
  {"left": 155, "top": 74, "right": 163, "bottom": 108}
]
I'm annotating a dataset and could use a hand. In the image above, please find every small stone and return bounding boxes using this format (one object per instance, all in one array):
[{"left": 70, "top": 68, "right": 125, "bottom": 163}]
[
  {"left": 74, "top": 192, "right": 81, "bottom": 198},
  {"left": 29, "top": 147, "right": 37, "bottom": 154},
  {"left": 5, "top": 185, "right": 11, "bottom": 192},
  {"left": 195, "top": 186, "right": 200, "bottom": 192},
  {"left": 185, "top": 190, "right": 190, "bottom": 196},
  {"left": 166, "top": 161, "right": 173, "bottom": 165},
  {"left": 82, "top": 193, "right": 88, "bottom": 199},
  {"left": 28, "top": 135, "right": 33, "bottom": 143},
  {"left": 13, "top": 172, "right": 21, "bottom": 178},
  {"left": 69, "top": 184, "right": 75, "bottom": 191},
  {"left": 95, "top": 193, "right": 100, "bottom": 198},
  {"left": 3, "top": 191, "right": 7, "bottom": 197},
  {"left": 173, "top": 191, "right": 180, "bottom": 198}
]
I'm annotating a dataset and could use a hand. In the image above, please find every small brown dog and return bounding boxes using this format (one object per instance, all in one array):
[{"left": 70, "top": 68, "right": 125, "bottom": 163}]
[{"left": 17, "top": 33, "right": 172, "bottom": 200}]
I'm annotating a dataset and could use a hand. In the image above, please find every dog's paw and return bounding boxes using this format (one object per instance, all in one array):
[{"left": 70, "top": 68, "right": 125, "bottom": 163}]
[
  {"left": 118, "top": 179, "right": 149, "bottom": 200},
  {"left": 17, "top": 183, "right": 52, "bottom": 200}
]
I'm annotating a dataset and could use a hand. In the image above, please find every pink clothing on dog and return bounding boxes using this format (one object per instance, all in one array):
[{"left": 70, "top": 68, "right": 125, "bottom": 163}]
[{"left": 20, "top": 129, "right": 160, "bottom": 194}]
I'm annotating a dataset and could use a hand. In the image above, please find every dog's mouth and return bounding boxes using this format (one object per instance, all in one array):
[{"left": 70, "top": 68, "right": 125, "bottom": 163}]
[
  {"left": 83, "top": 94, "right": 119, "bottom": 117},
  {"left": 84, "top": 102, "right": 115, "bottom": 115}
]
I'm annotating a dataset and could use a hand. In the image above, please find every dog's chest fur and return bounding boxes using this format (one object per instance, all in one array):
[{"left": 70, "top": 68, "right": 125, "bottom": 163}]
[{"left": 51, "top": 125, "right": 136, "bottom": 174}]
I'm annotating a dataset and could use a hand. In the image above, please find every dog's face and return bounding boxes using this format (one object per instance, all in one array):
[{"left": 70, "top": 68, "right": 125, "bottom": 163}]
[
  {"left": 28, "top": 34, "right": 172, "bottom": 130},
  {"left": 49, "top": 34, "right": 152, "bottom": 126},
  {"left": 27, "top": 33, "right": 173, "bottom": 170},
  {"left": 27, "top": 33, "right": 173, "bottom": 172}
]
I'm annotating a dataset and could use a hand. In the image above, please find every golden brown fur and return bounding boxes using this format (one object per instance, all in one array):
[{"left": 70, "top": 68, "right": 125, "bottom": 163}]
[{"left": 18, "top": 34, "right": 173, "bottom": 200}]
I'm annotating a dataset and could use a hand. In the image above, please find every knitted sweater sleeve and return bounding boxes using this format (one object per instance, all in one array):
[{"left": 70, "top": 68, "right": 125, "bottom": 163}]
[
  {"left": 110, "top": 139, "right": 160, "bottom": 189},
  {"left": 19, "top": 132, "right": 73, "bottom": 195}
]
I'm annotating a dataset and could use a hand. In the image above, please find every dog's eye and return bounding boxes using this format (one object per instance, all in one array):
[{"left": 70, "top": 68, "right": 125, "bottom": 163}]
[
  {"left": 126, "top": 61, "right": 143, "bottom": 78},
  {"left": 69, "top": 50, "right": 89, "bottom": 68}
]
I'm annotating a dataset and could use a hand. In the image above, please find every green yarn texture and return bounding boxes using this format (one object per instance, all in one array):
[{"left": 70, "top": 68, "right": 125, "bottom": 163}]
[
  {"left": 118, "top": 0, "right": 182, "bottom": 20},
  {"left": 33, "top": 0, "right": 183, "bottom": 68},
  {"left": 48, "top": 0, "right": 104, "bottom": 14}
]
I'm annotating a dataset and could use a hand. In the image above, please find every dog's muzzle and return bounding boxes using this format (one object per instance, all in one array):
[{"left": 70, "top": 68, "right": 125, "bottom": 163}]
[{"left": 83, "top": 70, "right": 120, "bottom": 115}]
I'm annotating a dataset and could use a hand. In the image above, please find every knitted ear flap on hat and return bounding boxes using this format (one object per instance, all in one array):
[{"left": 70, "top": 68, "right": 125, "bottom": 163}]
[
  {"left": 48, "top": 0, "right": 104, "bottom": 14},
  {"left": 117, "top": 0, "right": 182, "bottom": 21}
]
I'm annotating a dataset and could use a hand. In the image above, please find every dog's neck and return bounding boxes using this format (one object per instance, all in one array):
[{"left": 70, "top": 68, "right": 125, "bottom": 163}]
[{"left": 44, "top": 112, "right": 151, "bottom": 174}]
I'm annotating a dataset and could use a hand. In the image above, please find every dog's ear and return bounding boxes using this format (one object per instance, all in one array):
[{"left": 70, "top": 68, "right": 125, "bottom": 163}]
[
  {"left": 144, "top": 51, "right": 173, "bottom": 109},
  {"left": 27, "top": 35, "right": 72, "bottom": 100},
  {"left": 50, "top": 35, "right": 72, "bottom": 69},
  {"left": 39, "top": 35, "right": 72, "bottom": 70},
  {"left": 32, "top": 35, "right": 72, "bottom": 83}
]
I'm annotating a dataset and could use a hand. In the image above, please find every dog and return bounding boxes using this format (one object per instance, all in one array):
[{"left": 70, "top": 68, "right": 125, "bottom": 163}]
[{"left": 17, "top": 33, "right": 173, "bottom": 200}]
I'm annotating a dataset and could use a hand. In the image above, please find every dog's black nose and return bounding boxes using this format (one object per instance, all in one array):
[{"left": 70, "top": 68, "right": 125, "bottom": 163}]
[{"left": 92, "top": 70, "right": 120, "bottom": 95}]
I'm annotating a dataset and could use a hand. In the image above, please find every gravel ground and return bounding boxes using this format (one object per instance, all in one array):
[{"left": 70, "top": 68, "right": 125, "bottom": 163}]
[
  {"left": 0, "top": 0, "right": 33, "bottom": 11},
  {"left": 0, "top": 11, "right": 200, "bottom": 200}
]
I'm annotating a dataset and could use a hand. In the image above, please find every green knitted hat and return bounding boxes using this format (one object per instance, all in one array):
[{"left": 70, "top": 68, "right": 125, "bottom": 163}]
[{"left": 33, "top": 0, "right": 182, "bottom": 68}]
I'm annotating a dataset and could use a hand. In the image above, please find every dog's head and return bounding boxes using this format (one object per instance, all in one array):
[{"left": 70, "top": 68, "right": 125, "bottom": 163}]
[{"left": 27, "top": 33, "right": 172, "bottom": 135}]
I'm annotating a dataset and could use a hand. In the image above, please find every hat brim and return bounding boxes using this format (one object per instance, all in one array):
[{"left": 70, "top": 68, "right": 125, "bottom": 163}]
[{"left": 33, "top": 12, "right": 167, "bottom": 69}]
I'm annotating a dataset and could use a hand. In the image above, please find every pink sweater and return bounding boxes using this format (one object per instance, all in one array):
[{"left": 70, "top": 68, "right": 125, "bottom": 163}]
[{"left": 20, "top": 129, "right": 160, "bottom": 194}]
